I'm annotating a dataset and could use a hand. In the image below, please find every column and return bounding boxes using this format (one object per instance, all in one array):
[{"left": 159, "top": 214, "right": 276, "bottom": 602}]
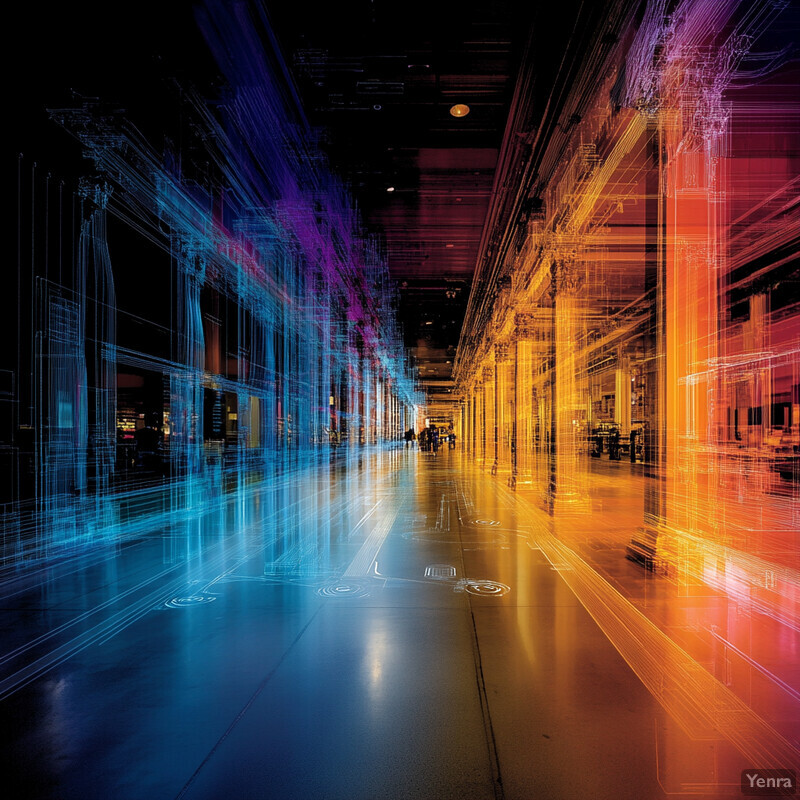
[
  {"left": 493, "top": 343, "right": 509, "bottom": 475},
  {"left": 642, "top": 120, "right": 667, "bottom": 540},
  {"left": 482, "top": 364, "right": 494, "bottom": 466},
  {"left": 172, "top": 236, "right": 205, "bottom": 477},
  {"left": 615, "top": 356, "right": 631, "bottom": 436},
  {"left": 513, "top": 313, "right": 536, "bottom": 486},
  {"left": 79, "top": 179, "right": 117, "bottom": 506},
  {"left": 549, "top": 259, "right": 589, "bottom": 511},
  {"left": 470, "top": 384, "right": 478, "bottom": 455}
]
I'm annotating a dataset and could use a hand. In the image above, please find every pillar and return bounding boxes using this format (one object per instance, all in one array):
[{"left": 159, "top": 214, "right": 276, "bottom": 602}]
[
  {"left": 493, "top": 343, "right": 509, "bottom": 475},
  {"left": 513, "top": 313, "right": 536, "bottom": 486},
  {"left": 548, "top": 259, "right": 589, "bottom": 511},
  {"left": 172, "top": 236, "right": 205, "bottom": 477},
  {"left": 615, "top": 358, "right": 632, "bottom": 436},
  {"left": 482, "top": 364, "right": 494, "bottom": 465}
]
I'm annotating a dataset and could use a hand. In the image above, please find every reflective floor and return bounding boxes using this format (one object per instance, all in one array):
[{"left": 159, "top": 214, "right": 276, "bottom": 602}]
[{"left": 2, "top": 448, "right": 798, "bottom": 799}]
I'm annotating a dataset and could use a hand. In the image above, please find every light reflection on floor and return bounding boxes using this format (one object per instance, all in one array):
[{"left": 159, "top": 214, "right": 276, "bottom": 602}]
[{"left": 1, "top": 447, "right": 797, "bottom": 799}]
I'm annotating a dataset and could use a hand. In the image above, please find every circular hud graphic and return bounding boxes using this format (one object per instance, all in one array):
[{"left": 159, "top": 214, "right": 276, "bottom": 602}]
[{"left": 463, "top": 580, "right": 510, "bottom": 597}]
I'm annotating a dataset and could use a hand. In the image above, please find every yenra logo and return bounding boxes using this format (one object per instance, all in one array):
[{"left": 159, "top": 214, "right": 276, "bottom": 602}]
[{"left": 741, "top": 769, "right": 796, "bottom": 796}]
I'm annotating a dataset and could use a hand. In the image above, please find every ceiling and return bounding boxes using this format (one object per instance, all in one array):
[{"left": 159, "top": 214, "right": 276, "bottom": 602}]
[
  {"left": 266, "top": 0, "right": 535, "bottom": 396},
  {"left": 14, "top": 0, "right": 554, "bottom": 400}
]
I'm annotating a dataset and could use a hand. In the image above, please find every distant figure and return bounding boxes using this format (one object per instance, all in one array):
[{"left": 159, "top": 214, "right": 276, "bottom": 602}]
[
  {"left": 404, "top": 428, "right": 415, "bottom": 448},
  {"left": 418, "top": 427, "right": 429, "bottom": 452},
  {"left": 609, "top": 428, "right": 621, "bottom": 461},
  {"left": 449, "top": 430, "right": 457, "bottom": 449},
  {"left": 629, "top": 428, "right": 637, "bottom": 462},
  {"left": 430, "top": 424, "right": 439, "bottom": 453}
]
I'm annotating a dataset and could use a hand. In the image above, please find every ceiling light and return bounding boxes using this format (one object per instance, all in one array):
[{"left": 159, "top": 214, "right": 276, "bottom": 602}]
[
  {"left": 449, "top": 103, "right": 470, "bottom": 118},
  {"left": 386, "top": 186, "right": 395, "bottom": 192}
]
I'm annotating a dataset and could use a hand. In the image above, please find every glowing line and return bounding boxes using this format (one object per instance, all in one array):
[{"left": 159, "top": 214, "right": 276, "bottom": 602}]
[
  {"left": 707, "top": 627, "right": 800, "bottom": 705},
  {"left": 507, "top": 485, "right": 800, "bottom": 769},
  {"left": 343, "top": 497, "right": 406, "bottom": 578}
]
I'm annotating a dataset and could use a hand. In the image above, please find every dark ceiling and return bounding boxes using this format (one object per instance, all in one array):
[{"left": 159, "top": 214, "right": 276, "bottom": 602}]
[
  {"left": 266, "top": 0, "right": 536, "bottom": 396},
  {"left": 13, "top": 0, "right": 564, "bottom": 399}
]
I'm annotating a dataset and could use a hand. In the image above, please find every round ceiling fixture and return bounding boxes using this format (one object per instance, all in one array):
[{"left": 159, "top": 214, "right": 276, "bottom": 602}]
[{"left": 449, "top": 103, "right": 470, "bottom": 118}]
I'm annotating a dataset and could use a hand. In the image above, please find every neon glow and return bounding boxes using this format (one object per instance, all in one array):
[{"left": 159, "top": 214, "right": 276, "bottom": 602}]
[
  {"left": 3, "top": 0, "right": 799, "bottom": 796},
  {"left": 455, "top": 0, "right": 800, "bottom": 787}
]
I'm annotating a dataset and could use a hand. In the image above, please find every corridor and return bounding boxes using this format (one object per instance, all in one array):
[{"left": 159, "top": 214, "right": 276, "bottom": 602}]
[
  {"left": 7, "top": 0, "right": 800, "bottom": 797},
  {"left": 3, "top": 449, "right": 796, "bottom": 799}
]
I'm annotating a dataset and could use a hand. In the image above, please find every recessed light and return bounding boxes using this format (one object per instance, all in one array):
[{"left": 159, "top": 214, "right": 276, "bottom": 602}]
[
  {"left": 449, "top": 103, "right": 470, "bottom": 118},
  {"left": 386, "top": 186, "right": 395, "bottom": 192}
]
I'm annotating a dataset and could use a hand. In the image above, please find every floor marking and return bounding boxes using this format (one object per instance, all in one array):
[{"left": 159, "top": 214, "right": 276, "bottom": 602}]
[
  {"left": 461, "top": 580, "right": 511, "bottom": 597},
  {"left": 353, "top": 500, "right": 381, "bottom": 533},
  {"left": 165, "top": 594, "right": 217, "bottom": 608},
  {"left": 435, "top": 493, "right": 451, "bottom": 531},
  {"left": 343, "top": 495, "right": 405, "bottom": 579},
  {"left": 424, "top": 564, "right": 457, "bottom": 579},
  {"left": 317, "top": 581, "right": 370, "bottom": 598}
]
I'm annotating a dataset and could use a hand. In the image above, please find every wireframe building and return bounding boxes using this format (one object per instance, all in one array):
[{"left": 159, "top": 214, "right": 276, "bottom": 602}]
[{"left": 4, "top": 0, "right": 799, "bottom": 797}]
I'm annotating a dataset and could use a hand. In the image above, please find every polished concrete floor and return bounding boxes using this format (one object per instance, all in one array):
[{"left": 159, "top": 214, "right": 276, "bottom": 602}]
[{"left": 2, "top": 448, "right": 797, "bottom": 799}]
